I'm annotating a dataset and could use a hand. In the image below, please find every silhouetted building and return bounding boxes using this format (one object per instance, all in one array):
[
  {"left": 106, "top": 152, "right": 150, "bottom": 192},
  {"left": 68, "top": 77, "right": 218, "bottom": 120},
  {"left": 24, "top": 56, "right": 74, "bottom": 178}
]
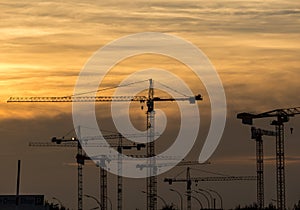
[{"left": 0, "top": 195, "right": 44, "bottom": 210}]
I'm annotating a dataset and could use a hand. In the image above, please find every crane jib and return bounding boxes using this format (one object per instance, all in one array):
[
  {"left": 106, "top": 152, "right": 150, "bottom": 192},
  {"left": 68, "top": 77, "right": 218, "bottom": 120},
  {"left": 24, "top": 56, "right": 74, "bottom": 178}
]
[{"left": 7, "top": 94, "right": 203, "bottom": 103}]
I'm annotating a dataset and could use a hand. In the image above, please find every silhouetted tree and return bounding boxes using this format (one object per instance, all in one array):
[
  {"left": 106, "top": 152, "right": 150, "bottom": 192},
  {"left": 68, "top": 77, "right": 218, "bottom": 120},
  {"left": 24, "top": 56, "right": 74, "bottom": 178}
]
[
  {"left": 294, "top": 200, "right": 300, "bottom": 210},
  {"left": 234, "top": 202, "right": 258, "bottom": 209},
  {"left": 161, "top": 203, "right": 177, "bottom": 210},
  {"left": 265, "top": 203, "right": 276, "bottom": 210},
  {"left": 234, "top": 202, "right": 276, "bottom": 210},
  {"left": 44, "top": 201, "right": 68, "bottom": 210}
]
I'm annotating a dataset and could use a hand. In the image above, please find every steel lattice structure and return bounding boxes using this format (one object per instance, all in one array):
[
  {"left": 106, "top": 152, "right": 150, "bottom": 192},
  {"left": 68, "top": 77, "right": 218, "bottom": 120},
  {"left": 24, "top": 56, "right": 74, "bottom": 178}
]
[
  {"left": 237, "top": 107, "right": 300, "bottom": 210},
  {"left": 9, "top": 79, "right": 202, "bottom": 210},
  {"left": 251, "top": 127, "right": 276, "bottom": 209}
]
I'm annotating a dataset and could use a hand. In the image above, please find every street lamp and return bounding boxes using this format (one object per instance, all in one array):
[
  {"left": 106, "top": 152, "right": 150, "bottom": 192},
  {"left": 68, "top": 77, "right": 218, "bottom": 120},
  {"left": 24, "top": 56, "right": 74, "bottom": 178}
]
[
  {"left": 141, "top": 191, "right": 167, "bottom": 207},
  {"left": 84, "top": 194, "right": 102, "bottom": 210},
  {"left": 170, "top": 189, "right": 183, "bottom": 210},
  {"left": 85, "top": 194, "right": 112, "bottom": 210},
  {"left": 185, "top": 193, "right": 203, "bottom": 209},
  {"left": 208, "top": 189, "right": 223, "bottom": 209},
  {"left": 193, "top": 190, "right": 210, "bottom": 209},
  {"left": 52, "top": 197, "right": 64, "bottom": 209},
  {"left": 107, "top": 196, "right": 112, "bottom": 210},
  {"left": 199, "top": 188, "right": 215, "bottom": 209}
]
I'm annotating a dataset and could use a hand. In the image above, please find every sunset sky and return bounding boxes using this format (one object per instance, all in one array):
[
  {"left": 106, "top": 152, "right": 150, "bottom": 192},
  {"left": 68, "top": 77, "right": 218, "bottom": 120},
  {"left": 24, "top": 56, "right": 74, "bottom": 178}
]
[{"left": 0, "top": 0, "right": 300, "bottom": 209}]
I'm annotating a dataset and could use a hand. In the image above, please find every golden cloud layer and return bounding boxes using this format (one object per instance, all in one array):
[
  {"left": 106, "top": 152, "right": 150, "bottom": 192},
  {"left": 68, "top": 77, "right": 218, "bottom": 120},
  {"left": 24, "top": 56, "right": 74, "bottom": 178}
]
[{"left": 0, "top": 0, "right": 299, "bottom": 120}]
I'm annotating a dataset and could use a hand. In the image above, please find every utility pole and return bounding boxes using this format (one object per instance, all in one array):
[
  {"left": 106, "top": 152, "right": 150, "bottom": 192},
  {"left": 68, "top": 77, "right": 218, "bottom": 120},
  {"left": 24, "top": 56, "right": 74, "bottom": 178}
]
[{"left": 16, "top": 160, "right": 21, "bottom": 207}]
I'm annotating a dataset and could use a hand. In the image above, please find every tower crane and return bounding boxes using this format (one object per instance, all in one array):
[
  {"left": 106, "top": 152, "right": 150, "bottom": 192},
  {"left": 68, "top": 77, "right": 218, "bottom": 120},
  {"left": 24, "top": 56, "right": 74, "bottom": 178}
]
[
  {"left": 75, "top": 143, "right": 146, "bottom": 210},
  {"left": 251, "top": 127, "right": 276, "bottom": 209},
  {"left": 136, "top": 161, "right": 209, "bottom": 210},
  {"left": 164, "top": 167, "right": 257, "bottom": 210},
  {"left": 29, "top": 132, "right": 146, "bottom": 210},
  {"left": 76, "top": 152, "right": 190, "bottom": 210},
  {"left": 136, "top": 160, "right": 210, "bottom": 170},
  {"left": 8, "top": 78, "right": 203, "bottom": 210},
  {"left": 237, "top": 106, "right": 300, "bottom": 210},
  {"left": 52, "top": 133, "right": 84, "bottom": 210}
]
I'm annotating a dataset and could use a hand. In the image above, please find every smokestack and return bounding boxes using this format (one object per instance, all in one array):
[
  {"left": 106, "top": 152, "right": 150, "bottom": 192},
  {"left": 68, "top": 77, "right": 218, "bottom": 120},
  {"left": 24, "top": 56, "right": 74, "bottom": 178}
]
[{"left": 16, "top": 160, "right": 21, "bottom": 205}]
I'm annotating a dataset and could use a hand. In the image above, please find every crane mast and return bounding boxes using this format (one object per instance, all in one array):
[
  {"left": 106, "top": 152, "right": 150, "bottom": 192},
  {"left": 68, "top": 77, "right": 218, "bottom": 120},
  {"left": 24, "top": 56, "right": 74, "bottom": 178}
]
[
  {"left": 8, "top": 78, "right": 202, "bottom": 210},
  {"left": 66, "top": 136, "right": 146, "bottom": 210},
  {"left": 251, "top": 127, "right": 276, "bottom": 209},
  {"left": 117, "top": 134, "right": 123, "bottom": 210},
  {"left": 237, "top": 106, "right": 300, "bottom": 210},
  {"left": 38, "top": 134, "right": 84, "bottom": 210},
  {"left": 164, "top": 167, "right": 257, "bottom": 210},
  {"left": 30, "top": 133, "right": 146, "bottom": 210},
  {"left": 186, "top": 167, "right": 192, "bottom": 210},
  {"left": 76, "top": 154, "right": 109, "bottom": 210},
  {"left": 274, "top": 119, "right": 285, "bottom": 210},
  {"left": 77, "top": 127, "right": 83, "bottom": 210},
  {"left": 137, "top": 161, "right": 209, "bottom": 210},
  {"left": 98, "top": 157, "right": 108, "bottom": 210},
  {"left": 147, "top": 79, "right": 157, "bottom": 210}
]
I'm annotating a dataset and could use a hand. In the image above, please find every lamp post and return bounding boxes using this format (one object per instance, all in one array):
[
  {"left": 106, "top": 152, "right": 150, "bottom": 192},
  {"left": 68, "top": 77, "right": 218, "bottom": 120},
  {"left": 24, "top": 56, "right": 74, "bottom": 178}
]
[
  {"left": 199, "top": 188, "right": 215, "bottom": 209},
  {"left": 84, "top": 194, "right": 102, "bottom": 210},
  {"left": 193, "top": 190, "right": 210, "bottom": 209},
  {"left": 170, "top": 189, "right": 183, "bottom": 210},
  {"left": 85, "top": 194, "right": 112, "bottom": 210},
  {"left": 185, "top": 194, "right": 203, "bottom": 209},
  {"left": 52, "top": 197, "right": 64, "bottom": 209},
  {"left": 208, "top": 189, "right": 223, "bottom": 209},
  {"left": 107, "top": 196, "right": 112, "bottom": 210},
  {"left": 141, "top": 191, "right": 167, "bottom": 207}
]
